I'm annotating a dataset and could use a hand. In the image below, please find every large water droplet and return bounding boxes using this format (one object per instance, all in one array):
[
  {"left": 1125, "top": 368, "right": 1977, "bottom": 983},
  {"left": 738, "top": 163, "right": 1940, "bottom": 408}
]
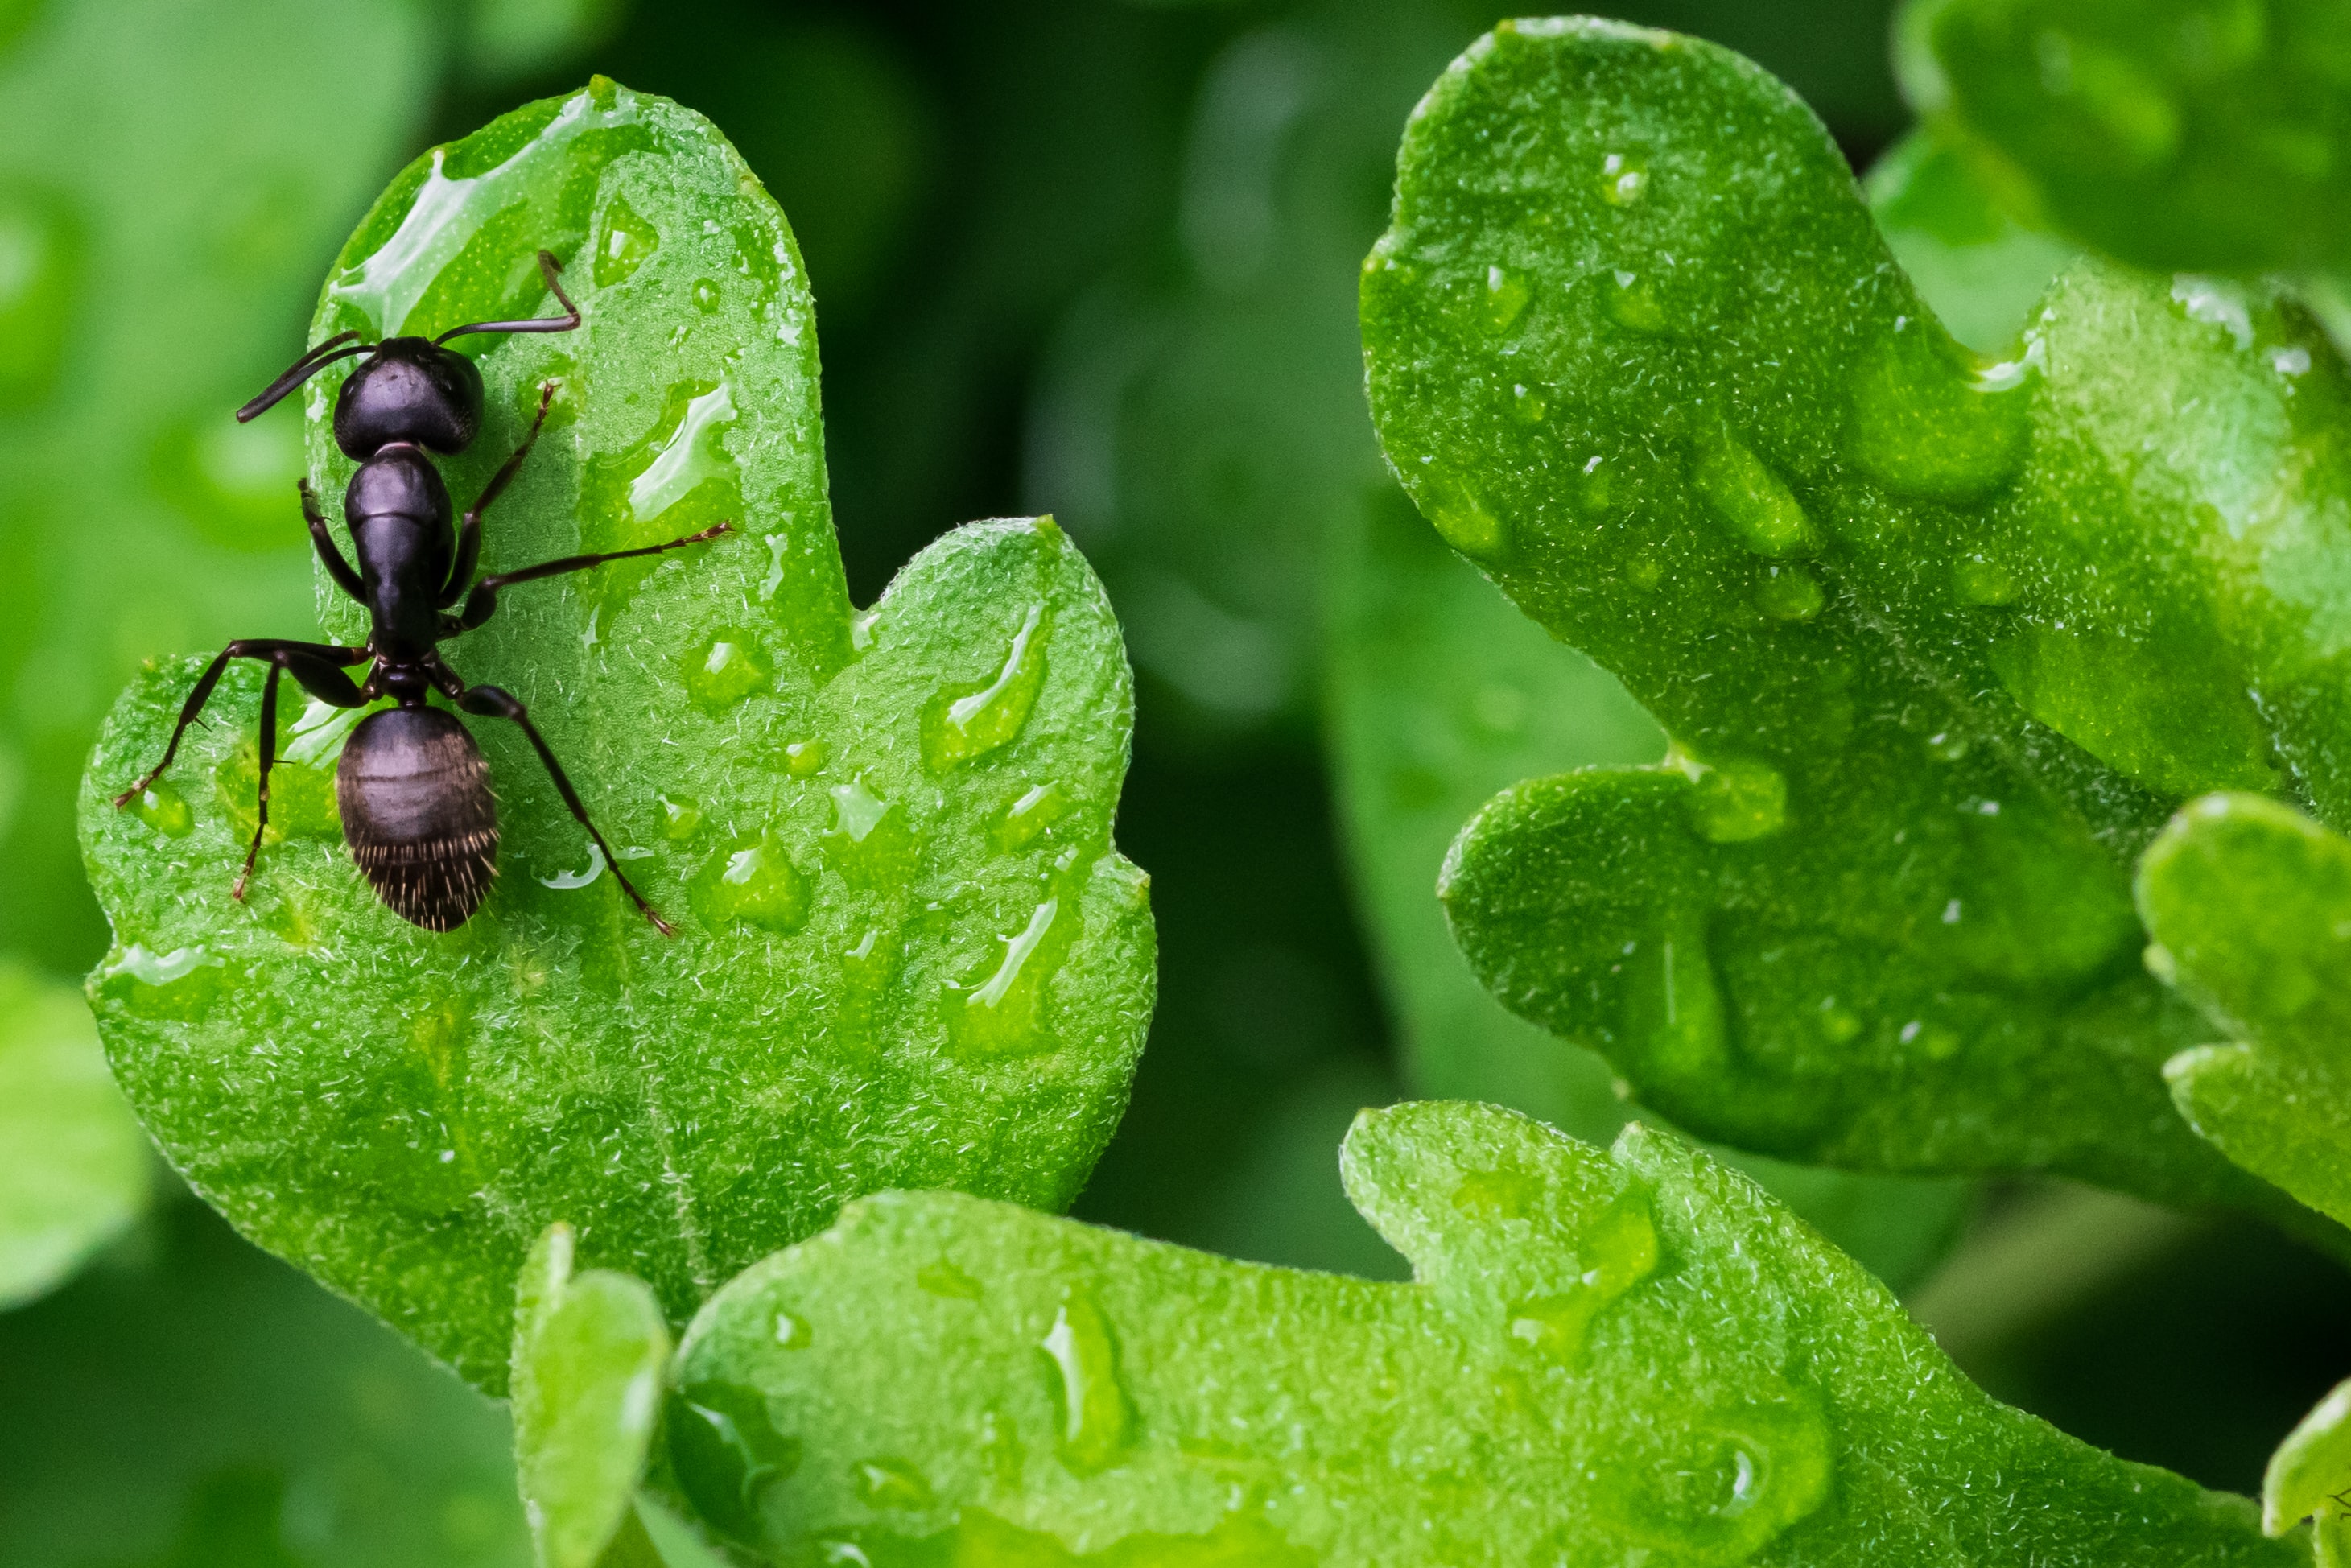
[
  {"left": 583, "top": 380, "right": 743, "bottom": 606},
  {"left": 691, "top": 277, "right": 722, "bottom": 312},
  {"left": 1619, "top": 916, "right": 1727, "bottom": 1077},
  {"left": 0, "top": 183, "right": 80, "bottom": 410},
  {"left": 773, "top": 1310, "right": 812, "bottom": 1348},
  {"left": 690, "top": 831, "right": 811, "bottom": 932},
  {"left": 685, "top": 630, "right": 772, "bottom": 711},
  {"left": 943, "top": 894, "right": 1064, "bottom": 1056},
  {"left": 593, "top": 192, "right": 658, "bottom": 287},
  {"left": 991, "top": 783, "right": 1070, "bottom": 852},
  {"left": 1038, "top": 1290, "right": 1132, "bottom": 1475},
  {"left": 1673, "top": 749, "right": 1788, "bottom": 843},
  {"left": 1691, "top": 432, "right": 1815, "bottom": 557},
  {"left": 921, "top": 604, "right": 1050, "bottom": 772},
  {"left": 1479, "top": 264, "right": 1530, "bottom": 334},
  {"left": 97, "top": 943, "right": 228, "bottom": 1022},
  {"left": 1599, "top": 151, "right": 1649, "bottom": 206},
  {"left": 130, "top": 781, "right": 192, "bottom": 838},
  {"left": 1594, "top": 1389, "right": 1833, "bottom": 1562},
  {"left": 325, "top": 86, "right": 651, "bottom": 337},
  {"left": 784, "top": 740, "right": 828, "bottom": 778},
  {"left": 824, "top": 778, "right": 918, "bottom": 889},
  {"left": 1413, "top": 464, "right": 1509, "bottom": 560},
  {"left": 1846, "top": 314, "right": 2029, "bottom": 504},
  {"left": 852, "top": 1458, "right": 933, "bottom": 1511},
  {"left": 916, "top": 1259, "right": 983, "bottom": 1300},
  {"left": 1506, "top": 1192, "right": 1660, "bottom": 1364},
  {"left": 1755, "top": 565, "right": 1824, "bottom": 623},
  {"left": 1603, "top": 269, "right": 1667, "bottom": 334},
  {"left": 666, "top": 1381, "right": 800, "bottom": 1547},
  {"left": 658, "top": 792, "right": 703, "bottom": 839}
]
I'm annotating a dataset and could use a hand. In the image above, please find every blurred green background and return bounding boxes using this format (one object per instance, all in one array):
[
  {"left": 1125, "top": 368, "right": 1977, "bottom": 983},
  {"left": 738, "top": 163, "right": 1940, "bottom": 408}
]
[{"left": 0, "top": 0, "right": 2344, "bottom": 1561}]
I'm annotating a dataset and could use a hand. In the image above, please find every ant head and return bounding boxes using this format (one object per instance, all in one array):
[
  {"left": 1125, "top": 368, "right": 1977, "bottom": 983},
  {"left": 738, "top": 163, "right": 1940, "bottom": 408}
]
[{"left": 331, "top": 338, "right": 485, "bottom": 460}]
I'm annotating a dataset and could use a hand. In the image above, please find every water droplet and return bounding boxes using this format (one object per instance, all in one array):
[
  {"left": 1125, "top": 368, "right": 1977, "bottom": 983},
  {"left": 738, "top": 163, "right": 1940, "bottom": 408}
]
[
  {"left": 1507, "top": 1191, "right": 1659, "bottom": 1364},
  {"left": 1898, "top": 1017, "right": 1963, "bottom": 1060},
  {"left": 1690, "top": 432, "right": 1815, "bottom": 557},
  {"left": 1953, "top": 556, "right": 2019, "bottom": 606},
  {"left": 1453, "top": 1166, "right": 1545, "bottom": 1220},
  {"left": 1414, "top": 465, "right": 1509, "bottom": 560},
  {"left": 774, "top": 1310, "right": 812, "bottom": 1347},
  {"left": 582, "top": 380, "right": 742, "bottom": 604},
  {"left": 666, "top": 1381, "right": 800, "bottom": 1547},
  {"left": 593, "top": 192, "right": 658, "bottom": 287},
  {"left": 691, "top": 277, "right": 721, "bottom": 312},
  {"left": 1755, "top": 565, "right": 1823, "bottom": 622},
  {"left": 1509, "top": 382, "right": 1549, "bottom": 423},
  {"left": 920, "top": 604, "right": 1050, "bottom": 772},
  {"left": 659, "top": 792, "right": 703, "bottom": 839},
  {"left": 685, "top": 630, "right": 772, "bottom": 711},
  {"left": 131, "top": 782, "right": 192, "bottom": 838},
  {"left": 212, "top": 741, "right": 339, "bottom": 842},
  {"left": 991, "top": 783, "right": 1070, "bottom": 852},
  {"left": 1599, "top": 151, "right": 1649, "bottom": 205},
  {"left": 1479, "top": 264, "right": 1530, "bottom": 334},
  {"left": 1619, "top": 917, "right": 1727, "bottom": 1076},
  {"left": 326, "top": 86, "right": 652, "bottom": 336},
  {"left": 98, "top": 943, "right": 228, "bottom": 1022},
  {"left": 852, "top": 1458, "right": 933, "bottom": 1511},
  {"left": 824, "top": 778, "right": 917, "bottom": 888},
  {"left": 1926, "top": 730, "right": 1970, "bottom": 762},
  {"left": 690, "top": 831, "right": 811, "bottom": 932},
  {"left": 1846, "top": 314, "right": 2029, "bottom": 504},
  {"left": 537, "top": 841, "right": 605, "bottom": 889},
  {"left": 1038, "top": 1290, "right": 1132, "bottom": 1475},
  {"left": 783, "top": 739, "right": 828, "bottom": 778},
  {"left": 943, "top": 893, "right": 1065, "bottom": 1056},
  {"left": 834, "top": 926, "right": 901, "bottom": 1059},
  {"left": 1603, "top": 268, "right": 1667, "bottom": 334},
  {"left": 916, "top": 1259, "right": 984, "bottom": 1300},
  {"left": 0, "top": 184, "right": 80, "bottom": 409},
  {"left": 2273, "top": 344, "right": 2313, "bottom": 378},
  {"left": 1673, "top": 749, "right": 1788, "bottom": 842},
  {"left": 1592, "top": 1388, "right": 1833, "bottom": 1560}
]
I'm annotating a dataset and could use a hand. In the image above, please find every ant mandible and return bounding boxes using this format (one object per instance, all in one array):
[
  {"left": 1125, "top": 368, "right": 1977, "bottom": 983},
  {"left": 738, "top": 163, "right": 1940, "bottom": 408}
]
[{"left": 115, "top": 249, "right": 724, "bottom": 935}]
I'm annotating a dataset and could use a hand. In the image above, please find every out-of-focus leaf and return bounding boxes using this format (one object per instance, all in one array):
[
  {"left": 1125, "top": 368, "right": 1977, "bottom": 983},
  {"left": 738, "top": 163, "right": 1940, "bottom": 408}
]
[
  {"left": 462, "top": 0, "right": 629, "bottom": 87},
  {"left": 2139, "top": 795, "right": 2351, "bottom": 1231},
  {"left": 80, "top": 80, "right": 1153, "bottom": 1393},
  {"left": 0, "top": 1196, "right": 528, "bottom": 1568},
  {"left": 1359, "top": 19, "right": 2351, "bottom": 1220},
  {"left": 0, "top": 0, "right": 435, "bottom": 974},
  {"left": 514, "top": 1223, "right": 670, "bottom": 1568},
  {"left": 2267, "top": 1376, "right": 2351, "bottom": 1566},
  {"left": 667, "top": 1100, "right": 2299, "bottom": 1564},
  {"left": 1863, "top": 128, "right": 2074, "bottom": 357},
  {"left": 0, "top": 955, "right": 146, "bottom": 1307},
  {"left": 1903, "top": 0, "right": 2351, "bottom": 277}
]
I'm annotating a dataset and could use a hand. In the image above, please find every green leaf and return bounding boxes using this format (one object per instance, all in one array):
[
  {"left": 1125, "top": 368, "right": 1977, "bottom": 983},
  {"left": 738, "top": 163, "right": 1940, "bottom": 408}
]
[
  {"left": 514, "top": 1223, "right": 672, "bottom": 1568},
  {"left": 0, "top": 0, "right": 436, "bottom": 973},
  {"left": 79, "top": 80, "right": 1153, "bottom": 1393},
  {"left": 666, "top": 1100, "right": 2299, "bottom": 1564},
  {"left": 0, "top": 955, "right": 148, "bottom": 1307},
  {"left": 1903, "top": 0, "right": 2351, "bottom": 277},
  {"left": 2268, "top": 1376, "right": 2351, "bottom": 1566},
  {"left": 1862, "top": 128, "right": 2075, "bottom": 357},
  {"left": 0, "top": 1195, "right": 529, "bottom": 1568},
  {"left": 2137, "top": 794, "right": 2351, "bottom": 1230},
  {"left": 1359, "top": 18, "right": 2349, "bottom": 1216}
]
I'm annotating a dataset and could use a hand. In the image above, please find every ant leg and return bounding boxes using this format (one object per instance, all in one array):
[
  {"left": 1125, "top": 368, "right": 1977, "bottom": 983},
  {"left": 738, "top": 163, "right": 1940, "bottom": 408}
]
[
  {"left": 440, "top": 380, "right": 557, "bottom": 609},
  {"left": 445, "top": 522, "right": 732, "bottom": 633},
  {"left": 301, "top": 480, "right": 365, "bottom": 602},
  {"left": 431, "top": 250, "right": 583, "bottom": 344},
  {"left": 113, "top": 639, "right": 369, "bottom": 808},
  {"left": 232, "top": 664, "right": 285, "bottom": 901},
  {"left": 446, "top": 679, "right": 674, "bottom": 935}
]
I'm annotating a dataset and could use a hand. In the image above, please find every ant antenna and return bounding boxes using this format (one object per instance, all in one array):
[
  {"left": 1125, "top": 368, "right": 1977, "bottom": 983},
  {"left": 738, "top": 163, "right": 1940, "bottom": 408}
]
[
  {"left": 434, "top": 250, "right": 581, "bottom": 344},
  {"left": 235, "top": 330, "right": 373, "bottom": 423}
]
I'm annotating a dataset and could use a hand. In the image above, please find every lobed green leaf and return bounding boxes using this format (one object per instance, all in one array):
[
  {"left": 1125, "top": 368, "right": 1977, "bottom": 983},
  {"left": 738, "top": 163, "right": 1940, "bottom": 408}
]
[
  {"left": 2137, "top": 794, "right": 2351, "bottom": 1230},
  {"left": 0, "top": 955, "right": 149, "bottom": 1307},
  {"left": 1903, "top": 0, "right": 2351, "bottom": 277},
  {"left": 2268, "top": 1376, "right": 2351, "bottom": 1566},
  {"left": 664, "top": 1100, "right": 2300, "bottom": 1565},
  {"left": 1359, "top": 18, "right": 2351, "bottom": 1216},
  {"left": 514, "top": 1223, "right": 672, "bottom": 1568},
  {"left": 80, "top": 81, "right": 1153, "bottom": 1392}
]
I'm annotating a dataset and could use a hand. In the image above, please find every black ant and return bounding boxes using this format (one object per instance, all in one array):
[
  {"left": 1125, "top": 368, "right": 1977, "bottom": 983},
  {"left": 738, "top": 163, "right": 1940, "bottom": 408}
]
[{"left": 115, "top": 250, "right": 725, "bottom": 935}]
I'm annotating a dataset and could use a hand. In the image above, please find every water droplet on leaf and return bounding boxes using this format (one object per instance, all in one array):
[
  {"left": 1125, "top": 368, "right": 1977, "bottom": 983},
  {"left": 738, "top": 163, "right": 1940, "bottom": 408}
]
[
  {"left": 921, "top": 604, "right": 1050, "bottom": 771},
  {"left": 1755, "top": 566, "right": 1824, "bottom": 622},
  {"left": 685, "top": 630, "right": 772, "bottom": 711},
  {"left": 666, "top": 1381, "right": 800, "bottom": 1547},
  {"left": 1479, "top": 264, "right": 1530, "bottom": 334},
  {"left": 1038, "top": 1290, "right": 1132, "bottom": 1475},
  {"left": 691, "top": 831, "right": 811, "bottom": 932},
  {"left": 131, "top": 782, "right": 192, "bottom": 837},
  {"left": 1691, "top": 432, "right": 1814, "bottom": 557},
  {"left": 991, "top": 783, "right": 1070, "bottom": 852},
  {"left": 593, "top": 192, "right": 658, "bottom": 287}
]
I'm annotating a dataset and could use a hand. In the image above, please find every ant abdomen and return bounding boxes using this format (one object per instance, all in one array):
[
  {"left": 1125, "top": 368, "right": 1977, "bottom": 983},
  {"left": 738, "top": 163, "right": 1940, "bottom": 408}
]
[
  {"left": 332, "top": 339, "right": 485, "bottom": 459},
  {"left": 337, "top": 708, "right": 499, "bottom": 932}
]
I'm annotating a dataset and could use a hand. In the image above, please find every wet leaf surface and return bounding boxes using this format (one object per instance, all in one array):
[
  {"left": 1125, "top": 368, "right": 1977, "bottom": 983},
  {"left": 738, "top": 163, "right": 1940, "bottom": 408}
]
[
  {"left": 666, "top": 1101, "right": 2299, "bottom": 1566},
  {"left": 80, "top": 80, "right": 1153, "bottom": 1393},
  {"left": 1359, "top": 19, "right": 2350, "bottom": 1220}
]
